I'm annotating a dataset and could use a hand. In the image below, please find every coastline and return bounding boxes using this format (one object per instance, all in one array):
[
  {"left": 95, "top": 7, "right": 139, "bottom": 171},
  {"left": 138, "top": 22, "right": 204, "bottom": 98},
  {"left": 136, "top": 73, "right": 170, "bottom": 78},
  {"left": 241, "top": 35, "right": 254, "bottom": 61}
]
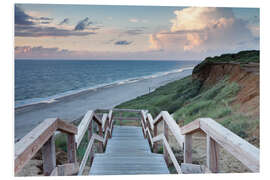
[{"left": 15, "top": 68, "right": 193, "bottom": 140}]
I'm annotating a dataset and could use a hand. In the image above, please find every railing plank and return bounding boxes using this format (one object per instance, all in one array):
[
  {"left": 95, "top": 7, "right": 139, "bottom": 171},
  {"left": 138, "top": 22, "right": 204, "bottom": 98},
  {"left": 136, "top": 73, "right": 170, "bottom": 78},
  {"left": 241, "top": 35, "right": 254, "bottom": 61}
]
[
  {"left": 181, "top": 119, "right": 200, "bottom": 135},
  {"left": 147, "top": 113, "right": 154, "bottom": 130},
  {"left": 101, "top": 113, "right": 108, "bottom": 131},
  {"left": 161, "top": 111, "right": 184, "bottom": 148},
  {"left": 75, "top": 110, "right": 94, "bottom": 147},
  {"left": 163, "top": 136, "right": 182, "bottom": 174},
  {"left": 57, "top": 119, "right": 77, "bottom": 134},
  {"left": 78, "top": 137, "right": 95, "bottom": 175},
  {"left": 163, "top": 121, "right": 169, "bottom": 166}
]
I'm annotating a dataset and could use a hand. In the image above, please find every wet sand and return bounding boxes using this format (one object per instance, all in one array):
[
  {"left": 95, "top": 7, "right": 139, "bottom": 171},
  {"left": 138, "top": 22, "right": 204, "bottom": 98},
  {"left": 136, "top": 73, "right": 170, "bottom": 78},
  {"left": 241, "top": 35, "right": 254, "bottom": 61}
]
[{"left": 15, "top": 69, "right": 192, "bottom": 140}]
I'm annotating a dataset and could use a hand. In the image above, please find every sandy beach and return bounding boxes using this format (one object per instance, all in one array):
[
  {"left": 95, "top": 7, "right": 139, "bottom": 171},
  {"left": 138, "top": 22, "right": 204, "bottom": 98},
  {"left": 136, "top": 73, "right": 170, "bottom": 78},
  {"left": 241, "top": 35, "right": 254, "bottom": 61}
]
[{"left": 15, "top": 69, "right": 192, "bottom": 140}]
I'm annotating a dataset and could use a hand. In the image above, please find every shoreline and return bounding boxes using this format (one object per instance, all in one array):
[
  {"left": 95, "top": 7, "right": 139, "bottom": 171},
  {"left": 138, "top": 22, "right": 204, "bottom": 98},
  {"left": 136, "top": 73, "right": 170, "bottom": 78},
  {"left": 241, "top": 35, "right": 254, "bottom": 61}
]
[
  {"left": 15, "top": 68, "right": 193, "bottom": 140},
  {"left": 15, "top": 66, "right": 195, "bottom": 110}
]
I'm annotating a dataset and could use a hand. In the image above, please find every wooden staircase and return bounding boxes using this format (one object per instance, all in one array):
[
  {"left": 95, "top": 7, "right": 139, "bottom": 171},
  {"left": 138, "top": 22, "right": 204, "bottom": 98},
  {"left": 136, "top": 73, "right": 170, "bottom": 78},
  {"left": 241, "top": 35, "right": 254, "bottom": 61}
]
[
  {"left": 90, "top": 126, "right": 169, "bottom": 175},
  {"left": 15, "top": 108, "right": 260, "bottom": 176}
]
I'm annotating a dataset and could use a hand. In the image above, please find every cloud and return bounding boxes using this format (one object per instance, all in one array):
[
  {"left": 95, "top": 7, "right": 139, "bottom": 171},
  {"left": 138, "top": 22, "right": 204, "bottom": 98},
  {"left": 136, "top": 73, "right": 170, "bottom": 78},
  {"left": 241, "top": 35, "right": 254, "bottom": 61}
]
[
  {"left": 149, "top": 7, "right": 259, "bottom": 54},
  {"left": 15, "top": 5, "right": 34, "bottom": 25},
  {"left": 59, "top": 18, "right": 69, "bottom": 25},
  {"left": 114, "top": 40, "right": 133, "bottom": 45},
  {"left": 15, "top": 5, "right": 53, "bottom": 25},
  {"left": 124, "top": 29, "right": 144, "bottom": 36},
  {"left": 15, "top": 46, "right": 72, "bottom": 58},
  {"left": 74, "top": 17, "right": 93, "bottom": 31},
  {"left": 129, "top": 18, "right": 138, "bottom": 23},
  {"left": 170, "top": 7, "right": 234, "bottom": 32},
  {"left": 15, "top": 25, "right": 96, "bottom": 37}
]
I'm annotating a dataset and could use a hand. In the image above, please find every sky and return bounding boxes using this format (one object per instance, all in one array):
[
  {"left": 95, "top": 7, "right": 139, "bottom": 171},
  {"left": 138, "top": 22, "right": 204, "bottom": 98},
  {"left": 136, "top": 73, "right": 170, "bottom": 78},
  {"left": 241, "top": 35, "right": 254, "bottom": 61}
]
[{"left": 14, "top": 4, "right": 260, "bottom": 60}]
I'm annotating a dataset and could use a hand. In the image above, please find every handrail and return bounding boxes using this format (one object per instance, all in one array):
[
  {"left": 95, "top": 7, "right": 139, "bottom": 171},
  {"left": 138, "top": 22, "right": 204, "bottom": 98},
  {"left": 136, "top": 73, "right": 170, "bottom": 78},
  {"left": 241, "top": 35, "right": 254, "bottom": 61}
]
[
  {"left": 76, "top": 110, "right": 114, "bottom": 175},
  {"left": 180, "top": 118, "right": 260, "bottom": 172},
  {"left": 141, "top": 110, "right": 184, "bottom": 174},
  {"left": 15, "top": 118, "right": 77, "bottom": 175}
]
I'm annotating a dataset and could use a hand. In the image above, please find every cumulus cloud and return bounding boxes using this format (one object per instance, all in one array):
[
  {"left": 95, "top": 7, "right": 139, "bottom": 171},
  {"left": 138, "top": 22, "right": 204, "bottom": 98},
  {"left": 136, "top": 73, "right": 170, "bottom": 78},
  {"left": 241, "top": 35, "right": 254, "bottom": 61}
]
[
  {"left": 59, "top": 18, "right": 69, "bottom": 25},
  {"left": 74, "top": 17, "right": 93, "bottom": 31},
  {"left": 114, "top": 40, "right": 133, "bottom": 45},
  {"left": 149, "top": 7, "right": 259, "bottom": 54}
]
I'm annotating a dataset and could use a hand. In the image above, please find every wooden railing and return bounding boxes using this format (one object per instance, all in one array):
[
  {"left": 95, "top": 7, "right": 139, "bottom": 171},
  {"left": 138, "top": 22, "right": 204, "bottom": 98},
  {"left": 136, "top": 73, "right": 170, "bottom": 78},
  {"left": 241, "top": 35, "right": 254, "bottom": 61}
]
[
  {"left": 15, "top": 108, "right": 260, "bottom": 176},
  {"left": 15, "top": 110, "right": 114, "bottom": 176},
  {"left": 76, "top": 110, "right": 114, "bottom": 175},
  {"left": 141, "top": 111, "right": 184, "bottom": 173},
  {"left": 141, "top": 111, "right": 260, "bottom": 173},
  {"left": 15, "top": 118, "right": 78, "bottom": 176},
  {"left": 181, "top": 118, "right": 260, "bottom": 172}
]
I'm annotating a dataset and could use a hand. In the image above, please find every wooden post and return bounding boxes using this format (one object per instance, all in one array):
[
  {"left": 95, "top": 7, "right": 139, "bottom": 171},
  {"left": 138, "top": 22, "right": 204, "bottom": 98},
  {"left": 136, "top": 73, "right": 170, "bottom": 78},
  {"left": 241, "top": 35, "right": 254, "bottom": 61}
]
[
  {"left": 88, "top": 120, "right": 93, "bottom": 141},
  {"left": 98, "top": 124, "right": 104, "bottom": 152},
  {"left": 153, "top": 124, "right": 158, "bottom": 153},
  {"left": 206, "top": 135, "right": 219, "bottom": 173},
  {"left": 67, "top": 133, "right": 77, "bottom": 163},
  {"left": 163, "top": 121, "right": 169, "bottom": 166},
  {"left": 184, "top": 134, "right": 192, "bottom": 163},
  {"left": 42, "top": 135, "right": 56, "bottom": 176}
]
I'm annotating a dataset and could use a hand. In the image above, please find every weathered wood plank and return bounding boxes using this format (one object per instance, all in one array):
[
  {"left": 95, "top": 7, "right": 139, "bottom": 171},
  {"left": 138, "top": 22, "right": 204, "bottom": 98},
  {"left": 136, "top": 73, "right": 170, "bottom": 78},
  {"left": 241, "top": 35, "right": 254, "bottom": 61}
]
[
  {"left": 15, "top": 118, "right": 58, "bottom": 175},
  {"left": 153, "top": 133, "right": 163, "bottom": 143},
  {"left": 184, "top": 134, "right": 192, "bottom": 163},
  {"left": 161, "top": 111, "right": 184, "bottom": 148},
  {"left": 163, "top": 136, "right": 182, "bottom": 173},
  {"left": 153, "top": 124, "right": 158, "bottom": 153},
  {"left": 153, "top": 112, "right": 163, "bottom": 125},
  {"left": 57, "top": 119, "right": 77, "bottom": 134},
  {"left": 78, "top": 137, "right": 95, "bottom": 175},
  {"left": 42, "top": 135, "right": 56, "bottom": 176},
  {"left": 93, "top": 113, "right": 102, "bottom": 125},
  {"left": 163, "top": 121, "right": 169, "bottom": 166},
  {"left": 101, "top": 113, "right": 108, "bottom": 131},
  {"left": 200, "top": 118, "right": 259, "bottom": 172},
  {"left": 75, "top": 110, "right": 94, "bottom": 147},
  {"left": 206, "top": 135, "right": 219, "bottom": 173},
  {"left": 147, "top": 113, "right": 154, "bottom": 130},
  {"left": 181, "top": 119, "right": 200, "bottom": 135},
  {"left": 67, "top": 134, "right": 77, "bottom": 163}
]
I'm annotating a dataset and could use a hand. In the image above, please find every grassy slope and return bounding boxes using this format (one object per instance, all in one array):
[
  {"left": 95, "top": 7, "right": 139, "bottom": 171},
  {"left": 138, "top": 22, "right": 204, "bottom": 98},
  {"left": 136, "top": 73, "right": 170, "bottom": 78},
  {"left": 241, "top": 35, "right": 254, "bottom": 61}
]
[
  {"left": 54, "top": 50, "right": 259, "bottom": 156},
  {"left": 116, "top": 50, "right": 259, "bottom": 146}
]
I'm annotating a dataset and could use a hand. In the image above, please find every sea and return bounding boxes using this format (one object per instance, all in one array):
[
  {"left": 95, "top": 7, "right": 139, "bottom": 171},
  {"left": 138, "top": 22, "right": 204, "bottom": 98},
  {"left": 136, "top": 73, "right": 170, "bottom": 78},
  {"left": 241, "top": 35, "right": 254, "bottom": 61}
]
[
  {"left": 15, "top": 60, "right": 199, "bottom": 108},
  {"left": 15, "top": 59, "right": 200, "bottom": 140}
]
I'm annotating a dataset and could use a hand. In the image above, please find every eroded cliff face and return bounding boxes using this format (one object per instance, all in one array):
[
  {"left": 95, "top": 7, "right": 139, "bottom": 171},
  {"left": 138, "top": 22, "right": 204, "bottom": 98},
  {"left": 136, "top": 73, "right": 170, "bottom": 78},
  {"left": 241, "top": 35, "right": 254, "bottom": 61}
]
[{"left": 192, "top": 62, "right": 259, "bottom": 117}]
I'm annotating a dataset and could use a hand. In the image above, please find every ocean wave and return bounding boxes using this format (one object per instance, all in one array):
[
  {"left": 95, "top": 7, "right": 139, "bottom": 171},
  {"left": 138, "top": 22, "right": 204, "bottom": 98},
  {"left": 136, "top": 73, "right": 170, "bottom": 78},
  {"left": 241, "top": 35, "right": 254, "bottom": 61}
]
[{"left": 15, "top": 66, "right": 194, "bottom": 109}]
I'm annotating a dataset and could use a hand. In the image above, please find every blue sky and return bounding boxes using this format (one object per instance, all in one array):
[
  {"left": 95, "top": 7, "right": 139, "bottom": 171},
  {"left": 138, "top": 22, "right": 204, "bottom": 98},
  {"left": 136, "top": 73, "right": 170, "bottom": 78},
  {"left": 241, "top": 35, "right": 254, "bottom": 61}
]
[{"left": 15, "top": 4, "right": 259, "bottom": 60}]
